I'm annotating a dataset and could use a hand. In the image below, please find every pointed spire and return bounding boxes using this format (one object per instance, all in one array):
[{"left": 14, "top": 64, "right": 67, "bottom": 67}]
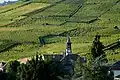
[
  {"left": 67, "top": 32, "right": 71, "bottom": 43},
  {"left": 65, "top": 32, "right": 72, "bottom": 56}
]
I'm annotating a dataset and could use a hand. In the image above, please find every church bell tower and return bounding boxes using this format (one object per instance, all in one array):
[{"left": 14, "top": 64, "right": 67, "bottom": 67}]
[{"left": 66, "top": 33, "right": 72, "bottom": 56}]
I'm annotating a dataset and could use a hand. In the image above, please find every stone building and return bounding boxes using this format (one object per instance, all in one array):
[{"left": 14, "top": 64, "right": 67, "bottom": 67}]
[{"left": 43, "top": 33, "right": 87, "bottom": 77}]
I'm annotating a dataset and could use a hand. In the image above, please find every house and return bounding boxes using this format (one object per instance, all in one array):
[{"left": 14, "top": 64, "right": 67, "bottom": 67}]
[{"left": 109, "top": 61, "right": 120, "bottom": 80}]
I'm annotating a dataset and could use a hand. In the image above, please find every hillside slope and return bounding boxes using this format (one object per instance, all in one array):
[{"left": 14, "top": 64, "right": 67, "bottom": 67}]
[{"left": 0, "top": 0, "right": 120, "bottom": 62}]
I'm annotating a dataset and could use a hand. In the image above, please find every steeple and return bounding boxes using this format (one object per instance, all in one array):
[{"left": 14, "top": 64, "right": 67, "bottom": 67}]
[{"left": 66, "top": 33, "right": 72, "bottom": 56}]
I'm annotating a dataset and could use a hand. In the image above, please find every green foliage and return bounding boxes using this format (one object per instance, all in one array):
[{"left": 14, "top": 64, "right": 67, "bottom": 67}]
[
  {"left": 20, "top": 0, "right": 30, "bottom": 2},
  {"left": 72, "top": 37, "right": 113, "bottom": 80},
  {"left": 6, "top": 60, "right": 20, "bottom": 72},
  {"left": 91, "top": 35, "right": 105, "bottom": 59},
  {"left": 81, "top": 55, "right": 113, "bottom": 80},
  {"left": 6, "top": 60, "right": 20, "bottom": 80},
  {"left": 17, "top": 55, "right": 63, "bottom": 80},
  {"left": 30, "top": 0, "right": 61, "bottom": 3},
  {"left": 0, "top": 72, "right": 7, "bottom": 80}
]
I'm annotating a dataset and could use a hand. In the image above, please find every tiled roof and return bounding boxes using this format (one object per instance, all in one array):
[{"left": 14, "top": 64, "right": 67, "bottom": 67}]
[
  {"left": 110, "top": 61, "right": 120, "bottom": 70},
  {"left": 43, "top": 54, "right": 79, "bottom": 61}
]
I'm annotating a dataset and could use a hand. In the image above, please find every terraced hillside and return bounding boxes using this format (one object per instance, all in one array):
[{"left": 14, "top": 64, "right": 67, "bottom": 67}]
[{"left": 0, "top": 0, "right": 120, "bottom": 62}]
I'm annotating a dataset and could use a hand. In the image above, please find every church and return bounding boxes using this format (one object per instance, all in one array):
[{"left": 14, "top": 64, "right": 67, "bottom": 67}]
[{"left": 43, "top": 33, "right": 87, "bottom": 76}]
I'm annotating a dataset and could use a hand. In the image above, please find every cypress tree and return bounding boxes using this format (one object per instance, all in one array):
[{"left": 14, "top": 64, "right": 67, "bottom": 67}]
[{"left": 91, "top": 35, "right": 105, "bottom": 59}]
